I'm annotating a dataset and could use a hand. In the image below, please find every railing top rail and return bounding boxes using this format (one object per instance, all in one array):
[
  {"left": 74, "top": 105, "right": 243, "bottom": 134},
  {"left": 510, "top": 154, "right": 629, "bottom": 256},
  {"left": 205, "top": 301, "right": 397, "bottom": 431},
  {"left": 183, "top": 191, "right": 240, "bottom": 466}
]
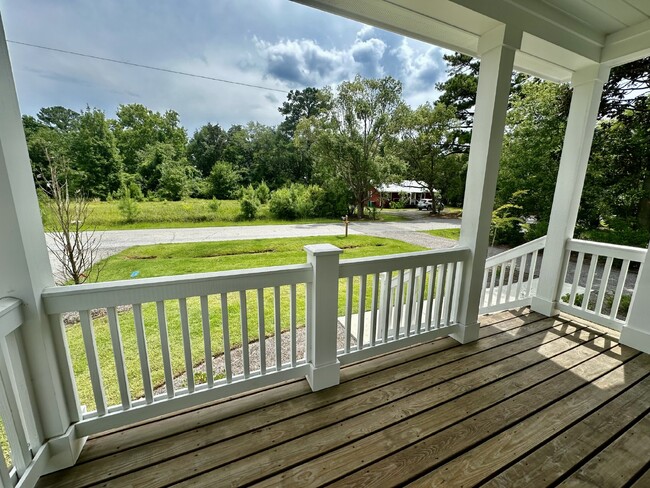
[
  {"left": 0, "top": 297, "right": 22, "bottom": 337},
  {"left": 339, "top": 246, "right": 470, "bottom": 278},
  {"left": 485, "top": 236, "right": 546, "bottom": 267},
  {"left": 566, "top": 238, "right": 647, "bottom": 262},
  {"left": 42, "top": 263, "right": 312, "bottom": 314}
]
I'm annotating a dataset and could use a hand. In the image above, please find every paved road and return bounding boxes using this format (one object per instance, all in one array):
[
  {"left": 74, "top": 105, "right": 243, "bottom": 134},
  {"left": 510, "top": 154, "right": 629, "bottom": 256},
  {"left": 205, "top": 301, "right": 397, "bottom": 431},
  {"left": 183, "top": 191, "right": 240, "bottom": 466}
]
[{"left": 46, "top": 211, "right": 462, "bottom": 281}]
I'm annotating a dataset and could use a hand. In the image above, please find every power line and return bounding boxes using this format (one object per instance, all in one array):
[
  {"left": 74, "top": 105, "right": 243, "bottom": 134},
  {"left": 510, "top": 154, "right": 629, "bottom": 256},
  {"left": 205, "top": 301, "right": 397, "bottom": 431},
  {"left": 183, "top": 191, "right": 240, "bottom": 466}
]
[{"left": 7, "top": 39, "right": 289, "bottom": 94}]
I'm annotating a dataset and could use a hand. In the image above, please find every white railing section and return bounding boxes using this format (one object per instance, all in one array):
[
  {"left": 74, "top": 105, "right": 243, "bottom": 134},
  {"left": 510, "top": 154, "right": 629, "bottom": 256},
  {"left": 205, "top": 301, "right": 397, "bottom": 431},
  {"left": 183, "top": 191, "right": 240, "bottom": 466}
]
[
  {"left": 42, "top": 265, "right": 311, "bottom": 435},
  {"left": 0, "top": 298, "right": 42, "bottom": 487},
  {"left": 480, "top": 236, "right": 546, "bottom": 314},
  {"left": 338, "top": 247, "right": 470, "bottom": 364},
  {"left": 558, "top": 239, "right": 646, "bottom": 331}
]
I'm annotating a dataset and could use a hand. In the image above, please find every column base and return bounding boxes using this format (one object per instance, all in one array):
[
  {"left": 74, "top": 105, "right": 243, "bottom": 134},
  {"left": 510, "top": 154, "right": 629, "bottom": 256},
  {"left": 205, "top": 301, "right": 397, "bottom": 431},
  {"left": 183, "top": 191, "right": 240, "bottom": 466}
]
[
  {"left": 306, "top": 360, "right": 340, "bottom": 391},
  {"left": 450, "top": 322, "right": 480, "bottom": 344},
  {"left": 43, "top": 424, "right": 86, "bottom": 475},
  {"left": 620, "top": 326, "right": 650, "bottom": 355},
  {"left": 530, "top": 296, "right": 557, "bottom": 317}
]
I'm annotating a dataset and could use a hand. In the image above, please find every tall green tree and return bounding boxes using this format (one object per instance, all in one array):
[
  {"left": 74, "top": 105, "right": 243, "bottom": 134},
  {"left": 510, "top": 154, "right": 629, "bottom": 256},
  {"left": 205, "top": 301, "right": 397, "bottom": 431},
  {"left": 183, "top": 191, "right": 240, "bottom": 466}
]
[
  {"left": 278, "top": 87, "right": 332, "bottom": 137},
  {"left": 396, "top": 102, "right": 466, "bottom": 208},
  {"left": 68, "top": 108, "right": 122, "bottom": 199},
  {"left": 111, "top": 103, "right": 187, "bottom": 174},
  {"left": 496, "top": 80, "right": 571, "bottom": 224},
  {"left": 187, "top": 122, "right": 228, "bottom": 177},
  {"left": 297, "top": 75, "right": 406, "bottom": 218},
  {"left": 37, "top": 106, "right": 80, "bottom": 132}
]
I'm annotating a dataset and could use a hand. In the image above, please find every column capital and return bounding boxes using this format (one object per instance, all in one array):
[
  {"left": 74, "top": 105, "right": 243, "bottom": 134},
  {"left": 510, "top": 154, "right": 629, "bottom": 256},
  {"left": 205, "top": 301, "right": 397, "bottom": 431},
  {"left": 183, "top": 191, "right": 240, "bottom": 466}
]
[
  {"left": 571, "top": 64, "right": 611, "bottom": 87},
  {"left": 478, "top": 24, "right": 523, "bottom": 55}
]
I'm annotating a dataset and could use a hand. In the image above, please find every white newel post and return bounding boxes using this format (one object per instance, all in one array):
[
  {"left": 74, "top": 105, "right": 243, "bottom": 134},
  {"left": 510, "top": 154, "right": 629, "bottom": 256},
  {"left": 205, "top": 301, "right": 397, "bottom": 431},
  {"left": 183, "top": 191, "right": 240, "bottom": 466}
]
[
  {"left": 0, "top": 13, "right": 84, "bottom": 471},
  {"left": 304, "top": 244, "right": 342, "bottom": 391},
  {"left": 621, "top": 242, "right": 650, "bottom": 353},
  {"left": 531, "top": 64, "right": 610, "bottom": 316},
  {"left": 455, "top": 25, "right": 521, "bottom": 343}
]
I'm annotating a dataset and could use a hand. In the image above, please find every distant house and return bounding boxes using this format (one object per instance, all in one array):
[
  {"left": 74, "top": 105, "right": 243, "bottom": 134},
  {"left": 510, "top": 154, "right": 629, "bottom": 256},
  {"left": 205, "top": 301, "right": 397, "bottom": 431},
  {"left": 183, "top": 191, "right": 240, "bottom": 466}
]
[{"left": 369, "top": 180, "right": 432, "bottom": 208}]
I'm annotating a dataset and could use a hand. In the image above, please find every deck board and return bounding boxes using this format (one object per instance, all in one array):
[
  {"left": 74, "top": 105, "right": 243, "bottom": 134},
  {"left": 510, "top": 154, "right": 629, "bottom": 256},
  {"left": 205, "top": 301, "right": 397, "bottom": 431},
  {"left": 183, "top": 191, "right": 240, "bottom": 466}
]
[{"left": 37, "top": 308, "right": 650, "bottom": 488}]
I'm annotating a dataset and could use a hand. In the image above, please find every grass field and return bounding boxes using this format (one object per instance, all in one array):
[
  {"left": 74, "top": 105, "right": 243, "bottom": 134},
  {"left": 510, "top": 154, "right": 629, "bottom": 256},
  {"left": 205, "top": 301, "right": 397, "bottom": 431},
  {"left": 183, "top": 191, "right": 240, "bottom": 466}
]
[
  {"left": 41, "top": 198, "right": 404, "bottom": 230},
  {"left": 423, "top": 228, "right": 461, "bottom": 240},
  {"left": 67, "top": 235, "right": 425, "bottom": 411}
]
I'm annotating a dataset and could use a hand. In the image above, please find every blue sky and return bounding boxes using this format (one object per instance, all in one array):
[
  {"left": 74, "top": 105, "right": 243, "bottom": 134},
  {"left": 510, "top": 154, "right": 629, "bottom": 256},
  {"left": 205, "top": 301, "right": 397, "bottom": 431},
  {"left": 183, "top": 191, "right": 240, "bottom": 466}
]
[{"left": 1, "top": 0, "right": 450, "bottom": 133}]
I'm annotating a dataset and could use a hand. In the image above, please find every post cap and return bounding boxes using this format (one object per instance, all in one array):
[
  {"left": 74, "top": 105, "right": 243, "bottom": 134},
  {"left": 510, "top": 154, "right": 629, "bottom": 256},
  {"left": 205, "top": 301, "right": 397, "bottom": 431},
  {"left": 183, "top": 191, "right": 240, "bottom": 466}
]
[{"left": 304, "top": 243, "right": 343, "bottom": 255}]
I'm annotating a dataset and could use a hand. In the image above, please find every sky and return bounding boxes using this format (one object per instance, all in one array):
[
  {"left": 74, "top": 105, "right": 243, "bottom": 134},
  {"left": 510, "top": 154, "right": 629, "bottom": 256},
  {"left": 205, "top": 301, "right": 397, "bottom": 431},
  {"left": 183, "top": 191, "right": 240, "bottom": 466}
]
[{"left": 1, "top": 0, "right": 451, "bottom": 133}]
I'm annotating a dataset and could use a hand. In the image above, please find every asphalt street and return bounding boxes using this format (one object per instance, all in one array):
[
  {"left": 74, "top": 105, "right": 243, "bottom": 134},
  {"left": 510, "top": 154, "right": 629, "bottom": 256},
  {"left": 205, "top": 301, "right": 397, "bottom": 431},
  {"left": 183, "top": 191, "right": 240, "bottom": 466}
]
[{"left": 45, "top": 211, "right": 462, "bottom": 281}]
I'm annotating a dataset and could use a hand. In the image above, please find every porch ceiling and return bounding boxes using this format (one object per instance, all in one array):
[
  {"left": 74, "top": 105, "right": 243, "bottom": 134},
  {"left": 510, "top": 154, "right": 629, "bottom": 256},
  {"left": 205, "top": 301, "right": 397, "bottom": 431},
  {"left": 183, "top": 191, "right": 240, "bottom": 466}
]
[{"left": 293, "top": 0, "right": 650, "bottom": 82}]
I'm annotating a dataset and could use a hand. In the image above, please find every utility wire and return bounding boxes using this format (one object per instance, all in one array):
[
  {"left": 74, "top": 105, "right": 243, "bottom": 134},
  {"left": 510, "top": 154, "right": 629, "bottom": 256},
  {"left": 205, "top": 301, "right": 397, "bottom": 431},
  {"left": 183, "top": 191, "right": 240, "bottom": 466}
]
[{"left": 7, "top": 39, "right": 289, "bottom": 94}]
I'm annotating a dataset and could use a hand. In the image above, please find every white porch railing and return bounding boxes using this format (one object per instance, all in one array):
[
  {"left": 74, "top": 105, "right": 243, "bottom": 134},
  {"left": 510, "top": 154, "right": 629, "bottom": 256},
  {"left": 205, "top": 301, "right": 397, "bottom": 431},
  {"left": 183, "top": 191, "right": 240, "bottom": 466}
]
[
  {"left": 479, "top": 236, "right": 546, "bottom": 314},
  {"left": 338, "top": 248, "right": 468, "bottom": 364},
  {"left": 557, "top": 239, "right": 646, "bottom": 331},
  {"left": 40, "top": 245, "right": 471, "bottom": 437},
  {"left": 0, "top": 298, "right": 44, "bottom": 488}
]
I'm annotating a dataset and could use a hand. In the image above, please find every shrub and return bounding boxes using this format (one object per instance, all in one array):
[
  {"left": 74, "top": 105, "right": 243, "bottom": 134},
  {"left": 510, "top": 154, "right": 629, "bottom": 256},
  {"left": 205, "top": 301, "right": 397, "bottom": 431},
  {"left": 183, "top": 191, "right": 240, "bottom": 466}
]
[
  {"left": 269, "top": 187, "right": 296, "bottom": 220},
  {"left": 239, "top": 185, "right": 260, "bottom": 220},
  {"left": 208, "top": 197, "right": 221, "bottom": 213},
  {"left": 268, "top": 183, "right": 329, "bottom": 220},
  {"left": 117, "top": 186, "right": 139, "bottom": 223},
  {"left": 255, "top": 181, "right": 271, "bottom": 204}
]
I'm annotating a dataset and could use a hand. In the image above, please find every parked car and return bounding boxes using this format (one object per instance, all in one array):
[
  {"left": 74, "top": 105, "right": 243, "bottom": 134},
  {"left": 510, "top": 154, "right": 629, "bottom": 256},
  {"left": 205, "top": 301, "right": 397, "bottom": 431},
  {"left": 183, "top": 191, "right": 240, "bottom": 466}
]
[
  {"left": 417, "top": 197, "right": 445, "bottom": 213},
  {"left": 417, "top": 198, "right": 432, "bottom": 210}
]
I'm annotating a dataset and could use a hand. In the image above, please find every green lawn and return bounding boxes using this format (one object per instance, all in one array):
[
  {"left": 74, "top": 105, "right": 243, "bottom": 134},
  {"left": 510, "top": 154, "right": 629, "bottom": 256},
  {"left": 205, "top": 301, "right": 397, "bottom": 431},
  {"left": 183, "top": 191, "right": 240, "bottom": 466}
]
[
  {"left": 423, "top": 228, "right": 461, "bottom": 240},
  {"left": 41, "top": 199, "right": 405, "bottom": 230},
  {"left": 68, "top": 235, "right": 425, "bottom": 411}
]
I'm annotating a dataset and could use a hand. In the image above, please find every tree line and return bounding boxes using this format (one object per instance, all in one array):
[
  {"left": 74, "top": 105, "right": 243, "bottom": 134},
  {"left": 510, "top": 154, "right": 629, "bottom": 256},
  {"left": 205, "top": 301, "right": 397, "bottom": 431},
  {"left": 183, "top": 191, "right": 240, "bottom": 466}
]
[{"left": 23, "top": 53, "right": 650, "bottom": 244}]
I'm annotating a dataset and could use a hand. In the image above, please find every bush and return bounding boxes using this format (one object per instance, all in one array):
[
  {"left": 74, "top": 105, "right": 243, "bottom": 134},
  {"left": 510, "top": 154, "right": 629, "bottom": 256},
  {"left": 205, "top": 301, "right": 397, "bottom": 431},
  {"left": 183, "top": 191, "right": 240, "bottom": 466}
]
[
  {"left": 208, "top": 197, "right": 221, "bottom": 213},
  {"left": 268, "top": 183, "right": 330, "bottom": 220},
  {"left": 255, "top": 181, "right": 271, "bottom": 204},
  {"left": 269, "top": 187, "right": 296, "bottom": 219},
  {"left": 239, "top": 185, "right": 260, "bottom": 220},
  {"left": 117, "top": 186, "right": 139, "bottom": 223}
]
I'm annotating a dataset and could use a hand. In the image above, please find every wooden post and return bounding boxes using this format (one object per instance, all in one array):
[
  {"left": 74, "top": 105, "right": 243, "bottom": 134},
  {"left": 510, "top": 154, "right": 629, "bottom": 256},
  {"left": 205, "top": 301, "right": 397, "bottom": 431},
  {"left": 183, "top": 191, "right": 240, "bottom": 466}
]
[
  {"left": 342, "top": 215, "right": 349, "bottom": 237},
  {"left": 304, "top": 244, "right": 342, "bottom": 391},
  {"left": 0, "top": 13, "right": 84, "bottom": 469},
  {"left": 531, "top": 64, "right": 610, "bottom": 316},
  {"left": 455, "top": 25, "right": 521, "bottom": 344}
]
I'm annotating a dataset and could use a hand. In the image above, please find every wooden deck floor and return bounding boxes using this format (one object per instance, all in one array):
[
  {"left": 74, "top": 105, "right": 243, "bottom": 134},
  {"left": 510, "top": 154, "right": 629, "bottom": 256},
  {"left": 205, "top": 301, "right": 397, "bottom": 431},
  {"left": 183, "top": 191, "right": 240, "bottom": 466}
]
[{"left": 39, "top": 308, "right": 650, "bottom": 487}]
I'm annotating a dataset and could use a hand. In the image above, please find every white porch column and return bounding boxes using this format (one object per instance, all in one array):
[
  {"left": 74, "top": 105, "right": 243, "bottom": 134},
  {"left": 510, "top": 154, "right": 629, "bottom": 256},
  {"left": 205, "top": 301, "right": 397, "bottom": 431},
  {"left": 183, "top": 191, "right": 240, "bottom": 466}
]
[
  {"left": 455, "top": 25, "right": 521, "bottom": 343},
  {"left": 620, "top": 243, "right": 650, "bottom": 353},
  {"left": 531, "top": 64, "right": 610, "bottom": 316},
  {"left": 0, "top": 12, "right": 82, "bottom": 464}
]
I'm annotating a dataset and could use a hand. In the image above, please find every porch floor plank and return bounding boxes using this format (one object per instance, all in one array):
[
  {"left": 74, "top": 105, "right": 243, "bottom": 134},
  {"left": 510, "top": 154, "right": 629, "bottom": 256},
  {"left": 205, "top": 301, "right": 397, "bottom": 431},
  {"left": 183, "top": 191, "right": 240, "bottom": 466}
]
[{"left": 37, "top": 308, "right": 650, "bottom": 488}]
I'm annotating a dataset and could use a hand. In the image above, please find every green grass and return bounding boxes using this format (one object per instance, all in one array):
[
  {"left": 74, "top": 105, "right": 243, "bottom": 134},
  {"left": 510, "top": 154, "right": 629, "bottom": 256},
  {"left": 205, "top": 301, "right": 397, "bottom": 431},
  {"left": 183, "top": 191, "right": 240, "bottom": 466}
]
[
  {"left": 423, "top": 228, "right": 461, "bottom": 240},
  {"left": 41, "top": 199, "right": 405, "bottom": 230},
  {"left": 67, "top": 235, "right": 425, "bottom": 411}
]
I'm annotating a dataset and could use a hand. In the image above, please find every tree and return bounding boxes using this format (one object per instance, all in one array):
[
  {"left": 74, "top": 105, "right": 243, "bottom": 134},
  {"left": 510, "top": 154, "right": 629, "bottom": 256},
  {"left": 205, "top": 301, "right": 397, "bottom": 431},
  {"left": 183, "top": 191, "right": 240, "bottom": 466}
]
[
  {"left": 496, "top": 80, "right": 571, "bottom": 226},
  {"left": 112, "top": 103, "right": 188, "bottom": 174},
  {"left": 278, "top": 87, "right": 332, "bottom": 137},
  {"left": 37, "top": 106, "right": 80, "bottom": 132},
  {"left": 397, "top": 102, "right": 466, "bottom": 210},
  {"left": 208, "top": 161, "right": 241, "bottom": 199},
  {"left": 435, "top": 53, "right": 479, "bottom": 124},
  {"left": 221, "top": 124, "right": 254, "bottom": 184},
  {"left": 137, "top": 142, "right": 199, "bottom": 199},
  {"left": 42, "top": 152, "right": 103, "bottom": 285},
  {"left": 67, "top": 107, "right": 122, "bottom": 199},
  {"left": 297, "top": 75, "right": 406, "bottom": 218},
  {"left": 600, "top": 57, "right": 650, "bottom": 118},
  {"left": 187, "top": 122, "right": 228, "bottom": 177}
]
